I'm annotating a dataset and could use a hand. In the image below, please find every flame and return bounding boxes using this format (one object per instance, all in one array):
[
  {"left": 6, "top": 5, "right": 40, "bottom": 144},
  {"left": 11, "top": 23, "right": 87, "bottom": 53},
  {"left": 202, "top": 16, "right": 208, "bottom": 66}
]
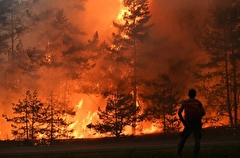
[
  {"left": 0, "top": 96, "right": 233, "bottom": 140},
  {"left": 45, "top": 53, "right": 51, "bottom": 63},
  {"left": 38, "top": 133, "right": 44, "bottom": 139},
  {"left": 70, "top": 98, "right": 103, "bottom": 138},
  {"left": 70, "top": 97, "right": 162, "bottom": 138},
  {"left": 116, "top": 0, "right": 129, "bottom": 22},
  {"left": 76, "top": 99, "right": 83, "bottom": 109},
  {"left": 139, "top": 121, "right": 162, "bottom": 134},
  {"left": 1, "top": 0, "right": 235, "bottom": 141}
]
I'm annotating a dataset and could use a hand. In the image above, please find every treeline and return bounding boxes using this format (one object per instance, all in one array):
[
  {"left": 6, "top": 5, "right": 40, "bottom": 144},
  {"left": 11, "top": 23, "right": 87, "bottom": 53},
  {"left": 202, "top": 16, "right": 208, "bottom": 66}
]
[
  {"left": 0, "top": 0, "right": 240, "bottom": 141},
  {"left": 3, "top": 90, "right": 75, "bottom": 144},
  {"left": 193, "top": 0, "right": 240, "bottom": 126}
]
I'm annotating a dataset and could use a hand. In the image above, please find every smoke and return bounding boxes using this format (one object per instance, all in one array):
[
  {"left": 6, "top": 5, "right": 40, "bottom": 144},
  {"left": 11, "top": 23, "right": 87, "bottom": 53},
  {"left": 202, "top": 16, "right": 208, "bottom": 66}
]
[
  {"left": 80, "top": 0, "right": 120, "bottom": 40},
  {"left": 148, "top": 0, "right": 210, "bottom": 92},
  {"left": 0, "top": 0, "right": 213, "bottom": 139}
]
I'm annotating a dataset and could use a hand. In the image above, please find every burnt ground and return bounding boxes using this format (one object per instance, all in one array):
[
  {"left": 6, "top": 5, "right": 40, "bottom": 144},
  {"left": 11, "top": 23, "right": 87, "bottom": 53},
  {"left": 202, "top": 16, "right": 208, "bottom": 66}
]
[{"left": 0, "top": 126, "right": 239, "bottom": 156}]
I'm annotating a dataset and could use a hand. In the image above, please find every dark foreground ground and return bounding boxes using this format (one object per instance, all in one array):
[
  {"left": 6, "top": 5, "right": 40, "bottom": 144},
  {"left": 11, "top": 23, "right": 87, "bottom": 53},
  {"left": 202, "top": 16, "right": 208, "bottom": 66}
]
[{"left": 0, "top": 126, "right": 240, "bottom": 158}]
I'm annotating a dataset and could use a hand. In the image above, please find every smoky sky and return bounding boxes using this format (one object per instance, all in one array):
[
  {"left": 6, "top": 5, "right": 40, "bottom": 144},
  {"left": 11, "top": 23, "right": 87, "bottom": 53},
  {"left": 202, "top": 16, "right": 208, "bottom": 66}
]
[
  {"left": 145, "top": 0, "right": 208, "bottom": 92},
  {"left": 0, "top": 0, "right": 212, "bottom": 139}
]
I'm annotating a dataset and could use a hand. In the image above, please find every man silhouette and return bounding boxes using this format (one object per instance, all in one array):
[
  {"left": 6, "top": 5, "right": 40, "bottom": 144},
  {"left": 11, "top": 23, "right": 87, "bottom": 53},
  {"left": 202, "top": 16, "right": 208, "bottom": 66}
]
[{"left": 177, "top": 89, "right": 206, "bottom": 158}]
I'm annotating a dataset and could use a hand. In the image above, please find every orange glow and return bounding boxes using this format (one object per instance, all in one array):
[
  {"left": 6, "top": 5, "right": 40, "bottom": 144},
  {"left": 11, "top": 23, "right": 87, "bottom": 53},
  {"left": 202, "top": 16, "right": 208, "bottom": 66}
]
[
  {"left": 69, "top": 95, "right": 163, "bottom": 138},
  {"left": 38, "top": 133, "right": 44, "bottom": 139},
  {"left": 1, "top": 0, "right": 238, "bottom": 141},
  {"left": 76, "top": 99, "right": 83, "bottom": 109},
  {"left": 139, "top": 121, "right": 162, "bottom": 134},
  {"left": 69, "top": 97, "right": 164, "bottom": 138},
  {"left": 116, "top": 0, "right": 130, "bottom": 23},
  {"left": 70, "top": 97, "right": 104, "bottom": 138},
  {"left": 30, "top": 0, "right": 240, "bottom": 138}
]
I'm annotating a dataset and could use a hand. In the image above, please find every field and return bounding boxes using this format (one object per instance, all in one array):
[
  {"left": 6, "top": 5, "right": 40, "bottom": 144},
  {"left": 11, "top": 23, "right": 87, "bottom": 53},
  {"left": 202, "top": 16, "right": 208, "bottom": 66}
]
[{"left": 0, "top": 126, "right": 240, "bottom": 158}]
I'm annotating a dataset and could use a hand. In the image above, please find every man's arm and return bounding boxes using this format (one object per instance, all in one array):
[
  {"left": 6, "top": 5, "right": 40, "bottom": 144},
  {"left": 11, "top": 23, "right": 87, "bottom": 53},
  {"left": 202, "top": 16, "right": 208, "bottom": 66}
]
[
  {"left": 178, "top": 104, "right": 187, "bottom": 126},
  {"left": 201, "top": 105, "right": 206, "bottom": 117},
  {"left": 199, "top": 101, "right": 206, "bottom": 117}
]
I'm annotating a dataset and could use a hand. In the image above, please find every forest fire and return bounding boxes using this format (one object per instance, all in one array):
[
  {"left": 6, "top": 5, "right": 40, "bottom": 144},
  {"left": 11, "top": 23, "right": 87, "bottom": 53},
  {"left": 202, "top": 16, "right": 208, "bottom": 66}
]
[
  {"left": 70, "top": 99, "right": 100, "bottom": 138},
  {"left": 0, "top": 0, "right": 240, "bottom": 142},
  {"left": 70, "top": 98, "right": 161, "bottom": 138},
  {"left": 116, "top": 0, "right": 130, "bottom": 22}
]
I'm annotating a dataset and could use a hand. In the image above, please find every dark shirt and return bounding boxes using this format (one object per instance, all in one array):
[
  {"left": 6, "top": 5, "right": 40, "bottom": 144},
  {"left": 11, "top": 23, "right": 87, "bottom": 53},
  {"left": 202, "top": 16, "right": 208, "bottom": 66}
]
[{"left": 178, "top": 98, "right": 206, "bottom": 124}]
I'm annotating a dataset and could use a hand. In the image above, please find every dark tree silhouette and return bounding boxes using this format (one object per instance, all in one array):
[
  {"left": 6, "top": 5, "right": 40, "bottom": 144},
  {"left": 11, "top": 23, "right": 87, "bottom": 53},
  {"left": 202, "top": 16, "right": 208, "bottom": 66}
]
[
  {"left": 194, "top": 0, "right": 240, "bottom": 126},
  {"left": 141, "top": 74, "right": 180, "bottom": 133},
  {"left": 87, "top": 90, "right": 140, "bottom": 139},
  {"left": 3, "top": 90, "right": 44, "bottom": 141},
  {"left": 3, "top": 91, "right": 76, "bottom": 143},
  {"left": 0, "top": 0, "right": 39, "bottom": 93},
  {"left": 0, "top": 0, "right": 31, "bottom": 59},
  {"left": 105, "top": 0, "right": 153, "bottom": 134},
  {"left": 39, "top": 93, "right": 76, "bottom": 143}
]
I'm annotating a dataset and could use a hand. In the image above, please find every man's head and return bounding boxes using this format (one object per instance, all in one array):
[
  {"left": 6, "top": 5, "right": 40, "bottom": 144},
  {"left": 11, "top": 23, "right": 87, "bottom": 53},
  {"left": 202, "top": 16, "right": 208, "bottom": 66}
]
[{"left": 188, "top": 89, "right": 196, "bottom": 98}]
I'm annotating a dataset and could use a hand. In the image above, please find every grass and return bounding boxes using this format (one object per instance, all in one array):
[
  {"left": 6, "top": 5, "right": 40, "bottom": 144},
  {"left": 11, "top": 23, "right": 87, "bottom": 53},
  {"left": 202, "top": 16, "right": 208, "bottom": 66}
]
[{"left": 2, "top": 143, "right": 239, "bottom": 158}]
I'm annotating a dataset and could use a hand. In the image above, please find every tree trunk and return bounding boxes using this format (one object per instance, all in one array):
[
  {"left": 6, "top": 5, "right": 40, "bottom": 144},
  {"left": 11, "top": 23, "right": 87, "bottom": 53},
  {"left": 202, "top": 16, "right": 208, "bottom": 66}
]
[
  {"left": 132, "top": 17, "right": 137, "bottom": 135},
  {"left": 25, "top": 106, "right": 29, "bottom": 140},
  {"left": 10, "top": 6, "right": 14, "bottom": 60},
  {"left": 224, "top": 50, "right": 234, "bottom": 126},
  {"left": 163, "top": 104, "right": 166, "bottom": 134},
  {"left": 231, "top": 48, "right": 238, "bottom": 126}
]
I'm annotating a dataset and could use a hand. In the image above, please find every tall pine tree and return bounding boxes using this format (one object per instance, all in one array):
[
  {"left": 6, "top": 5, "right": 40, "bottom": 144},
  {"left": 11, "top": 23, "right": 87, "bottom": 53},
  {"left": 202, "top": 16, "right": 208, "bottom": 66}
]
[
  {"left": 195, "top": 0, "right": 240, "bottom": 126},
  {"left": 140, "top": 74, "right": 180, "bottom": 133},
  {"left": 3, "top": 90, "right": 44, "bottom": 141},
  {"left": 106, "top": 0, "right": 153, "bottom": 134},
  {"left": 87, "top": 85, "right": 140, "bottom": 138}
]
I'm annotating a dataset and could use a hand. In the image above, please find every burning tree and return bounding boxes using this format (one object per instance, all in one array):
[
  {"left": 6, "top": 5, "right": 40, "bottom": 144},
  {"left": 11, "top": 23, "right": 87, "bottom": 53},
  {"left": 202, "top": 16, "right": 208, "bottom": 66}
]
[
  {"left": 141, "top": 74, "right": 180, "bottom": 133},
  {"left": 0, "top": 0, "right": 31, "bottom": 60},
  {"left": 0, "top": 0, "right": 39, "bottom": 94},
  {"left": 3, "top": 91, "right": 76, "bottom": 143},
  {"left": 40, "top": 93, "right": 76, "bottom": 143},
  {"left": 195, "top": 0, "right": 240, "bottom": 126},
  {"left": 87, "top": 89, "right": 140, "bottom": 139},
  {"left": 3, "top": 90, "right": 44, "bottom": 141},
  {"left": 35, "top": 7, "right": 103, "bottom": 97},
  {"left": 106, "top": 0, "right": 154, "bottom": 134}
]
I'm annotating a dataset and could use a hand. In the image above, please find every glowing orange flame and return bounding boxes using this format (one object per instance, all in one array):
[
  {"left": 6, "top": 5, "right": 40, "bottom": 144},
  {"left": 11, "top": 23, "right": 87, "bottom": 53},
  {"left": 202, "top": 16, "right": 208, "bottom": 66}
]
[
  {"left": 70, "top": 98, "right": 103, "bottom": 138},
  {"left": 116, "top": 0, "right": 129, "bottom": 22}
]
